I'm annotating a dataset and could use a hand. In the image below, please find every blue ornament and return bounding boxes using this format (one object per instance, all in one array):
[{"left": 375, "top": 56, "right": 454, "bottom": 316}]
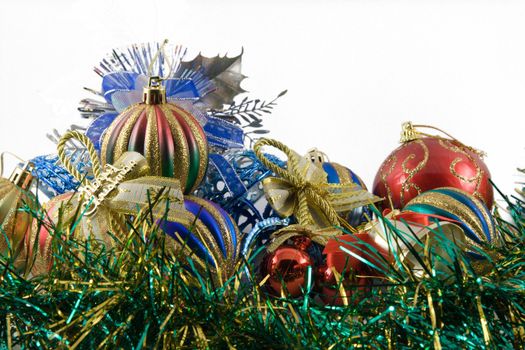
[
  {"left": 195, "top": 150, "right": 286, "bottom": 233},
  {"left": 159, "top": 196, "right": 240, "bottom": 280},
  {"left": 321, "top": 162, "right": 372, "bottom": 227},
  {"left": 30, "top": 153, "right": 93, "bottom": 198}
]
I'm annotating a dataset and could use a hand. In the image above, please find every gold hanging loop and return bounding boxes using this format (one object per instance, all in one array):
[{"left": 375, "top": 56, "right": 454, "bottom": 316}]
[{"left": 400, "top": 121, "right": 486, "bottom": 158}]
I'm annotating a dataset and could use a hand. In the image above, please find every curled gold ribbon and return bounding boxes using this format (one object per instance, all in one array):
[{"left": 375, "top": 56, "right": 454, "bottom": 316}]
[
  {"left": 266, "top": 224, "right": 342, "bottom": 252},
  {"left": 253, "top": 138, "right": 381, "bottom": 229}
]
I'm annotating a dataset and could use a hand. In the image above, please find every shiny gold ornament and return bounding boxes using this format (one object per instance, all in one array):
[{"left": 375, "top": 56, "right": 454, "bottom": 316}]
[{"left": 0, "top": 153, "right": 38, "bottom": 271}]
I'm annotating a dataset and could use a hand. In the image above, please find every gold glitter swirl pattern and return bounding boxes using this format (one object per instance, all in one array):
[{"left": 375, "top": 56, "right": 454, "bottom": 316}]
[
  {"left": 438, "top": 139, "right": 484, "bottom": 201},
  {"left": 399, "top": 140, "right": 429, "bottom": 207}
]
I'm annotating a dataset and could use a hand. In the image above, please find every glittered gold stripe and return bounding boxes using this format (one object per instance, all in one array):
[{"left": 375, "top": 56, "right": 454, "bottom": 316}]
[
  {"left": 407, "top": 191, "right": 487, "bottom": 249},
  {"left": 159, "top": 104, "right": 189, "bottom": 185},
  {"left": 145, "top": 105, "right": 162, "bottom": 176},
  {"left": 167, "top": 104, "right": 208, "bottom": 192}
]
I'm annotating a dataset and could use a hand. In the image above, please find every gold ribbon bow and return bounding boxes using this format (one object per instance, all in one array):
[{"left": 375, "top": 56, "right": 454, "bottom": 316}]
[
  {"left": 253, "top": 138, "right": 381, "bottom": 229},
  {"left": 57, "top": 131, "right": 185, "bottom": 220},
  {"left": 266, "top": 224, "right": 344, "bottom": 252}
]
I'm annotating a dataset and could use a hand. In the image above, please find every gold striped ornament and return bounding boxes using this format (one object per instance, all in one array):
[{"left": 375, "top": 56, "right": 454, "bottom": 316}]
[
  {"left": 0, "top": 154, "right": 38, "bottom": 272},
  {"left": 100, "top": 76, "right": 209, "bottom": 194}
]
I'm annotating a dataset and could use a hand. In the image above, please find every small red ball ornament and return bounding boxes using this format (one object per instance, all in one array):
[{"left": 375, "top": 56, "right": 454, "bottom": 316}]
[
  {"left": 262, "top": 239, "right": 313, "bottom": 298},
  {"left": 372, "top": 122, "right": 493, "bottom": 209},
  {"left": 317, "top": 233, "right": 391, "bottom": 305}
]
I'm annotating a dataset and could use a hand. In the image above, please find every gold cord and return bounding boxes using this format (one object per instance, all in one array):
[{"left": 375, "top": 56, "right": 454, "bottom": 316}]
[
  {"left": 253, "top": 138, "right": 340, "bottom": 227},
  {"left": 57, "top": 131, "right": 102, "bottom": 185},
  {"left": 0, "top": 152, "right": 25, "bottom": 178},
  {"left": 400, "top": 122, "right": 486, "bottom": 158}
]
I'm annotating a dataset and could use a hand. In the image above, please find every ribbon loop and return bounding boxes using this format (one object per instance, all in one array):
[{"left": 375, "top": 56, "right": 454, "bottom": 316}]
[
  {"left": 266, "top": 224, "right": 342, "bottom": 252},
  {"left": 400, "top": 121, "right": 486, "bottom": 158}
]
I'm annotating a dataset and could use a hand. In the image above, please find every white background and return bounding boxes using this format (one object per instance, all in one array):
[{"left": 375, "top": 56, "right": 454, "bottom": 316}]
[{"left": 0, "top": 0, "right": 524, "bottom": 202}]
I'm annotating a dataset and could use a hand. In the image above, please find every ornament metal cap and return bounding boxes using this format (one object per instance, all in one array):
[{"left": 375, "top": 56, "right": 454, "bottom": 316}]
[
  {"left": 400, "top": 121, "right": 420, "bottom": 143},
  {"left": 143, "top": 76, "right": 166, "bottom": 105},
  {"left": 8, "top": 163, "right": 34, "bottom": 190},
  {"left": 1, "top": 152, "right": 34, "bottom": 190},
  {"left": 306, "top": 148, "right": 329, "bottom": 164}
]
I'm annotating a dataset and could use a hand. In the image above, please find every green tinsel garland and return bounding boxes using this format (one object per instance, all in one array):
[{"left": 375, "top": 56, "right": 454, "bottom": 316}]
[{"left": 1, "top": 178, "right": 525, "bottom": 349}]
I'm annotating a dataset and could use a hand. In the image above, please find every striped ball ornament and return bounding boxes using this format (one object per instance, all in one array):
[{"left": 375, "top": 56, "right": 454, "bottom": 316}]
[
  {"left": 404, "top": 187, "right": 497, "bottom": 259},
  {"left": 101, "top": 78, "right": 208, "bottom": 194},
  {"left": 159, "top": 196, "right": 241, "bottom": 281},
  {"left": 322, "top": 162, "right": 372, "bottom": 227},
  {"left": 0, "top": 168, "right": 38, "bottom": 272}
]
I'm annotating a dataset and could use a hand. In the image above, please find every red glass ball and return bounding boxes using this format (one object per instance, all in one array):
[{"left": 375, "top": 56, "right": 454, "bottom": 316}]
[
  {"left": 318, "top": 233, "right": 392, "bottom": 305},
  {"left": 317, "top": 264, "right": 368, "bottom": 306},
  {"left": 373, "top": 137, "right": 493, "bottom": 209},
  {"left": 262, "top": 246, "right": 313, "bottom": 297}
]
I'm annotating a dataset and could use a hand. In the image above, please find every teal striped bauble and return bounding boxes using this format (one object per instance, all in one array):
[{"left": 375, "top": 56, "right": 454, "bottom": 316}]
[{"left": 404, "top": 187, "right": 497, "bottom": 259}]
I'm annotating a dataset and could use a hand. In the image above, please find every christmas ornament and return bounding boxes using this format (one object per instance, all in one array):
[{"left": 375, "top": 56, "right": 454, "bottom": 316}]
[
  {"left": 159, "top": 195, "right": 241, "bottom": 282},
  {"left": 79, "top": 41, "right": 256, "bottom": 153},
  {"left": 101, "top": 76, "right": 208, "bottom": 194},
  {"left": 366, "top": 210, "right": 467, "bottom": 279},
  {"left": 403, "top": 187, "right": 498, "bottom": 259},
  {"left": 318, "top": 233, "right": 392, "bottom": 305},
  {"left": 28, "top": 131, "right": 169, "bottom": 275},
  {"left": 0, "top": 153, "right": 38, "bottom": 271},
  {"left": 253, "top": 138, "right": 381, "bottom": 297},
  {"left": 372, "top": 122, "right": 493, "bottom": 209},
  {"left": 262, "top": 239, "right": 313, "bottom": 297},
  {"left": 254, "top": 138, "right": 381, "bottom": 229},
  {"left": 307, "top": 148, "right": 373, "bottom": 228},
  {"left": 196, "top": 150, "right": 286, "bottom": 233}
]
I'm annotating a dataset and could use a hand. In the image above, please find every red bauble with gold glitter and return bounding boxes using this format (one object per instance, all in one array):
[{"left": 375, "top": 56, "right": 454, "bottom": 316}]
[{"left": 372, "top": 123, "right": 493, "bottom": 210}]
